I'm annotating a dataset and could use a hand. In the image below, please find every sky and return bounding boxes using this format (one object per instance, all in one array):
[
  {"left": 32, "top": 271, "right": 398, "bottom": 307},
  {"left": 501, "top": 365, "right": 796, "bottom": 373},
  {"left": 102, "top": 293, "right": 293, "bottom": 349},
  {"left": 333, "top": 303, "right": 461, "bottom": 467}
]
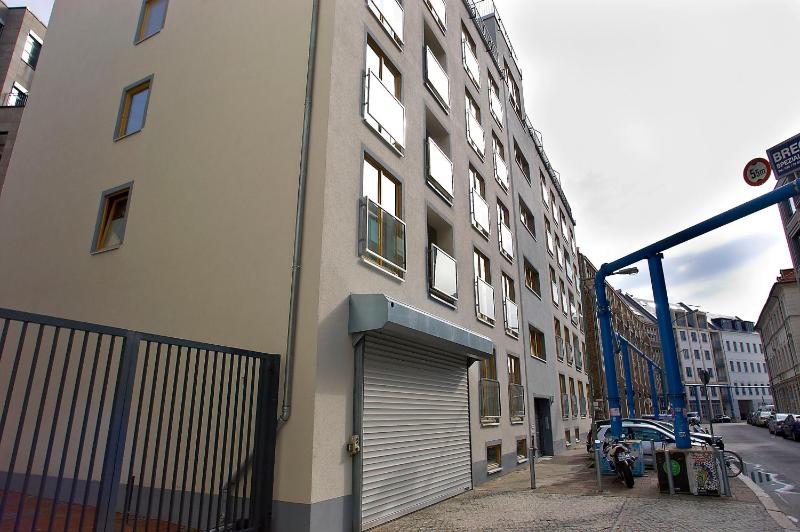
[
  {"left": 499, "top": 0, "right": 800, "bottom": 321},
  {"left": 11, "top": 0, "right": 800, "bottom": 321}
]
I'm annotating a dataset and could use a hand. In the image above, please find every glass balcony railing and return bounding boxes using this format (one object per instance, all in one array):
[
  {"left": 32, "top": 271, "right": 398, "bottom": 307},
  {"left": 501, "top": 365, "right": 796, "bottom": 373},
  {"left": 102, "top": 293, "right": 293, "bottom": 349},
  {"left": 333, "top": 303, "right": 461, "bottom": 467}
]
[
  {"left": 364, "top": 70, "right": 405, "bottom": 152},
  {"left": 509, "top": 383, "right": 525, "bottom": 421},
  {"left": 360, "top": 197, "right": 406, "bottom": 277},
  {"left": 429, "top": 244, "right": 457, "bottom": 303},
  {"left": 556, "top": 336, "right": 564, "bottom": 360},
  {"left": 566, "top": 344, "right": 574, "bottom": 365},
  {"left": 470, "top": 188, "right": 490, "bottom": 236},
  {"left": 494, "top": 152, "right": 509, "bottom": 191},
  {"left": 425, "top": 47, "right": 450, "bottom": 109},
  {"left": 426, "top": 137, "right": 454, "bottom": 201},
  {"left": 367, "top": 0, "right": 404, "bottom": 44},
  {"left": 462, "top": 39, "right": 481, "bottom": 88},
  {"left": 479, "top": 378, "right": 501, "bottom": 424},
  {"left": 561, "top": 393, "right": 569, "bottom": 419},
  {"left": 466, "top": 111, "right": 485, "bottom": 158},
  {"left": 580, "top": 395, "right": 587, "bottom": 417},
  {"left": 490, "top": 88, "right": 503, "bottom": 127},
  {"left": 425, "top": 0, "right": 447, "bottom": 31},
  {"left": 504, "top": 297, "right": 519, "bottom": 338},
  {"left": 499, "top": 223, "right": 514, "bottom": 261},
  {"left": 475, "top": 277, "right": 495, "bottom": 324}
]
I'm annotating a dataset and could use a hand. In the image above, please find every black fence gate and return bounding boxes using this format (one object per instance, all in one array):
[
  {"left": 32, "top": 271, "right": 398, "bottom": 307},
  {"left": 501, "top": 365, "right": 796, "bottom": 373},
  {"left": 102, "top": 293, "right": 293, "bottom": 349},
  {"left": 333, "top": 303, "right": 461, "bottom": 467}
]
[{"left": 0, "top": 307, "right": 280, "bottom": 532}]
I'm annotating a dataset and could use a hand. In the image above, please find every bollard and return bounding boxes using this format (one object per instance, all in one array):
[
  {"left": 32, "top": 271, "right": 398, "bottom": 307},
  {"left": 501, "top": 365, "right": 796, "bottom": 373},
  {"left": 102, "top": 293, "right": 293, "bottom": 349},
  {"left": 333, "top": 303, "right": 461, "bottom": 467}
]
[
  {"left": 714, "top": 448, "right": 731, "bottom": 497},
  {"left": 594, "top": 439, "right": 603, "bottom": 492},
  {"left": 665, "top": 449, "right": 675, "bottom": 495},
  {"left": 529, "top": 446, "right": 537, "bottom": 489}
]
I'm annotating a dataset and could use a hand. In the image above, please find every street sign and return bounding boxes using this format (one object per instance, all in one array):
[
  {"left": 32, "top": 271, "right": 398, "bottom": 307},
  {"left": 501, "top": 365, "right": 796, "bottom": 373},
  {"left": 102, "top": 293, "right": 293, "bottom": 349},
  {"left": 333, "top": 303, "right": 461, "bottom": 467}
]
[
  {"left": 743, "top": 158, "right": 771, "bottom": 186},
  {"left": 767, "top": 133, "right": 800, "bottom": 178}
]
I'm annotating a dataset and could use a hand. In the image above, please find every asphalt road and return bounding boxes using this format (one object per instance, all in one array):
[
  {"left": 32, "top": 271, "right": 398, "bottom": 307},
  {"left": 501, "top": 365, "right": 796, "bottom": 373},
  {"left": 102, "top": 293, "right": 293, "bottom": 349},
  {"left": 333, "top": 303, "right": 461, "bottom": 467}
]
[{"left": 712, "top": 422, "right": 800, "bottom": 523}]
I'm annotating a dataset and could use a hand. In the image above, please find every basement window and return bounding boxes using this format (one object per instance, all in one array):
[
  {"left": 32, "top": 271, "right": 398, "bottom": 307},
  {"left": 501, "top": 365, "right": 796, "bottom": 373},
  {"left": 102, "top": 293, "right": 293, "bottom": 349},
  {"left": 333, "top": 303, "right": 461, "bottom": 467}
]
[
  {"left": 516, "top": 438, "right": 528, "bottom": 464},
  {"left": 487, "top": 444, "right": 502, "bottom": 474}
]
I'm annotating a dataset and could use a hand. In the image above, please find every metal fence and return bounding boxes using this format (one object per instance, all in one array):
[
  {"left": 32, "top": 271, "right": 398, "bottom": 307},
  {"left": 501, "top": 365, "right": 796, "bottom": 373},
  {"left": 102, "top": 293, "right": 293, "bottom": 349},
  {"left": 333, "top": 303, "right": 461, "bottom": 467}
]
[{"left": 0, "top": 307, "right": 279, "bottom": 532}]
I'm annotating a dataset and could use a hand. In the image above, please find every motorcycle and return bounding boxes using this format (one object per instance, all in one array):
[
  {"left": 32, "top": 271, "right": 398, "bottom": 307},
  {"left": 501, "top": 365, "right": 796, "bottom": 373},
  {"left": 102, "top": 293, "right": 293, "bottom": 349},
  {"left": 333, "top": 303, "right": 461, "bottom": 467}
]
[{"left": 602, "top": 439, "right": 636, "bottom": 488}]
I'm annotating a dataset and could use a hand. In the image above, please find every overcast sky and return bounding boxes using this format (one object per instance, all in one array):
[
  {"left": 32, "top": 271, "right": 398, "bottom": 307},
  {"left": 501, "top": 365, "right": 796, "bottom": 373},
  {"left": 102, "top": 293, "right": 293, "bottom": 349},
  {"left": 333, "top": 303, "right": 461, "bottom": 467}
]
[
  {"left": 13, "top": 0, "right": 800, "bottom": 321},
  {"left": 500, "top": 0, "right": 800, "bottom": 321}
]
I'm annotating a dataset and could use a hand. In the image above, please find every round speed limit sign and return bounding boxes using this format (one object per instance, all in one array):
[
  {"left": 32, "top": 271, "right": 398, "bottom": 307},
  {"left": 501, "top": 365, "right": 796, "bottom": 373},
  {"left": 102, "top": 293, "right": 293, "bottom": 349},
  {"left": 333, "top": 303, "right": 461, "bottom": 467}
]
[{"left": 743, "top": 158, "right": 772, "bottom": 186}]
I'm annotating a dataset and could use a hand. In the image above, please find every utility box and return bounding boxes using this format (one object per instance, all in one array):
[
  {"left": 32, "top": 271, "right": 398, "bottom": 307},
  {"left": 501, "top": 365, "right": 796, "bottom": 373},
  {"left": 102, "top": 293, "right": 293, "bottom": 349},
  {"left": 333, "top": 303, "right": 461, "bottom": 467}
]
[{"left": 656, "top": 449, "right": 690, "bottom": 493}]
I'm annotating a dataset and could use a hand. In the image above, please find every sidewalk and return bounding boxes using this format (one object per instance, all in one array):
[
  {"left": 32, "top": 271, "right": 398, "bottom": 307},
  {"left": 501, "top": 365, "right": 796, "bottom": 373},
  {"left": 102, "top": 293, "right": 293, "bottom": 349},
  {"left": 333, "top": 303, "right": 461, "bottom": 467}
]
[{"left": 375, "top": 449, "right": 791, "bottom": 531}]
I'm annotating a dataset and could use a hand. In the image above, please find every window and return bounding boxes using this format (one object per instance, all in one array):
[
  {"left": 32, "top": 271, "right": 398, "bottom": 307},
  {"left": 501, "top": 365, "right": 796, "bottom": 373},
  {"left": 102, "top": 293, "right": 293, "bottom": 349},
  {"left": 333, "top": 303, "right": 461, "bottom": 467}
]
[
  {"left": 505, "top": 62, "right": 521, "bottom": 117},
  {"left": 694, "top": 349, "right": 700, "bottom": 360},
  {"left": 744, "top": 362, "right": 748, "bottom": 373},
  {"left": 487, "top": 444, "right": 501, "bottom": 474},
  {"left": 21, "top": 31, "right": 43, "bottom": 69},
  {"left": 529, "top": 325, "right": 546, "bottom": 361},
  {"left": 550, "top": 192, "right": 558, "bottom": 228},
  {"left": 116, "top": 77, "right": 152, "bottom": 139},
  {"left": 701, "top": 332, "right": 708, "bottom": 342},
  {"left": 711, "top": 387, "right": 717, "bottom": 397},
  {"left": 6, "top": 83, "right": 28, "bottom": 107},
  {"left": 479, "top": 354, "right": 500, "bottom": 424},
  {"left": 365, "top": 39, "right": 405, "bottom": 151},
  {"left": 489, "top": 75, "right": 503, "bottom": 126},
  {"left": 726, "top": 340, "right": 731, "bottom": 350},
  {"left": 492, "top": 134, "right": 509, "bottom": 191},
  {"left": 92, "top": 184, "right": 132, "bottom": 252},
  {"left": 565, "top": 430, "right": 571, "bottom": 445},
  {"left": 516, "top": 438, "right": 528, "bottom": 463},
  {"left": 680, "top": 330, "right": 687, "bottom": 341},
  {"left": 704, "top": 350, "right": 711, "bottom": 360},
  {"left": 549, "top": 267, "right": 558, "bottom": 307},
  {"left": 508, "top": 354, "right": 524, "bottom": 420},
  {"left": 515, "top": 142, "right": 530, "bottom": 183},
  {"left": 556, "top": 239, "right": 564, "bottom": 269},
  {"left": 497, "top": 201, "right": 513, "bottom": 261},
  {"left": 569, "top": 292, "right": 578, "bottom": 324},
  {"left": 136, "top": 0, "right": 169, "bottom": 42},
  {"left": 462, "top": 27, "right": 480, "bottom": 88},
  {"left": 746, "top": 343, "right": 752, "bottom": 353},
  {"left": 686, "top": 367, "right": 693, "bottom": 378},
  {"left": 465, "top": 91, "right": 485, "bottom": 157},
  {"left": 737, "top": 361, "right": 742, "bottom": 371},
  {"left": 524, "top": 260, "right": 541, "bottom": 296},
  {"left": 578, "top": 381, "right": 587, "bottom": 416},
  {"left": 559, "top": 374, "right": 568, "bottom": 419},
  {"left": 519, "top": 198, "right": 535, "bottom": 237},
  {"left": 569, "top": 377, "right": 577, "bottom": 418},
  {"left": 733, "top": 342, "right": 738, "bottom": 352},
  {"left": 367, "top": 0, "right": 404, "bottom": 45},
  {"left": 730, "top": 361, "right": 735, "bottom": 372},
  {"left": 691, "top": 332, "right": 697, "bottom": 342},
  {"left": 574, "top": 428, "right": 581, "bottom": 443},
  {"left": 750, "top": 362, "right": 755, "bottom": 372},
  {"left": 469, "top": 167, "right": 490, "bottom": 236},
  {"left": 740, "top": 342, "right": 744, "bottom": 351},
  {"left": 361, "top": 155, "right": 405, "bottom": 277},
  {"left": 502, "top": 273, "right": 519, "bottom": 337},
  {"left": 560, "top": 280, "right": 568, "bottom": 315},
  {"left": 474, "top": 249, "right": 495, "bottom": 324},
  {"left": 707, "top": 368, "right": 714, "bottom": 378},
  {"left": 540, "top": 172, "right": 549, "bottom": 207},
  {"left": 545, "top": 219, "right": 554, "bottom": 255}
]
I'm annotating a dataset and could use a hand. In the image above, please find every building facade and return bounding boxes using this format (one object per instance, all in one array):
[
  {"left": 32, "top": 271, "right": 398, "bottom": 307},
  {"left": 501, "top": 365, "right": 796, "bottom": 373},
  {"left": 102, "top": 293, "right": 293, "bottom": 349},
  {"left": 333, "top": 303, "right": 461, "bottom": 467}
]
[
  {"left": 711, "top": 315, "right": 771, "bottom": 420},
  {"left": 0, "top": 1, "right": 589, "bottom": 530},
  {"left": 777, "top": 175, "right": 800, "bottom": 278},
  {"left": 757, "top": 269, "right": 800, "bottom": 413},
  {"left": 0, "top": 1, "right": 45, "bottom": 193}
]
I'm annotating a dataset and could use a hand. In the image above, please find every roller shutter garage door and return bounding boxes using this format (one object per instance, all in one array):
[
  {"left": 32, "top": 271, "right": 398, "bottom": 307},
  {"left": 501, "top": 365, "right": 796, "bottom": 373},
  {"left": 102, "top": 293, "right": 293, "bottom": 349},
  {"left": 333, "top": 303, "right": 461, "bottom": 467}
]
[{"left": 360, "top": 334, "right": 472, "bottom": 530}]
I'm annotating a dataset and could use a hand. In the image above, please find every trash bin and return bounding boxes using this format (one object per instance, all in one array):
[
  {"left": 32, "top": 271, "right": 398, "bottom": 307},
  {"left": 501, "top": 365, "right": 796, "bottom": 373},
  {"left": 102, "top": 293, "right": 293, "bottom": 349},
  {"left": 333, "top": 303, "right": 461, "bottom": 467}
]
[{"left": 656, "top": 449, "right": 690, "bottom": 493}]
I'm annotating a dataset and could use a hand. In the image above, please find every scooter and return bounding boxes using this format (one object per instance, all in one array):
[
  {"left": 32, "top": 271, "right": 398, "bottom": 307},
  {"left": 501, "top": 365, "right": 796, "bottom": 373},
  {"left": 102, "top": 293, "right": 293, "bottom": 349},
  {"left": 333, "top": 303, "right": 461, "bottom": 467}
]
[{"left": 603, "top": 439, "right": 636, "bottom": 488}]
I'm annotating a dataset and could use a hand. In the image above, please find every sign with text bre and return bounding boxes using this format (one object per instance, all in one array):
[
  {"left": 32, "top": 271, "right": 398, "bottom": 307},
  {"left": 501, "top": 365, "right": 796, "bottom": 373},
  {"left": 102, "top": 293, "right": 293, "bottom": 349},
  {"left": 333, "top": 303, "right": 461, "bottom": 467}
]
[{"left": 767, "top": 133, "right": 800, "bottom": 178}]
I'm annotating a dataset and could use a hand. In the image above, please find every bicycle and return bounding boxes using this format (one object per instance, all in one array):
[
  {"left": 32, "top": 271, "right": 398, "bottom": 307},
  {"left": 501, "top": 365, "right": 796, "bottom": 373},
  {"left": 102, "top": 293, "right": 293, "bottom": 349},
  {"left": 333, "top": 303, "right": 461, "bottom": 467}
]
[{"left": 722, "top": 449, "right": 745, "bottom": 477}]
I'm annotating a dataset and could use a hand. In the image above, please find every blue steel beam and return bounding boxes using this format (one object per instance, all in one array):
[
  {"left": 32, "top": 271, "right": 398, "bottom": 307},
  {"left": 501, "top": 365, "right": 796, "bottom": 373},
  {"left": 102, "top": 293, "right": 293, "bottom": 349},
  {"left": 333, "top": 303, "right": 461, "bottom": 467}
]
[
  {"left": 595, "top": 178, "right": 800, "bottom": 446},
  {"left": 618, "top": 338, "right": 636, "bottom": 418},
  {"left": 647, "top": 361, "right": 660, "bottom": 420}
]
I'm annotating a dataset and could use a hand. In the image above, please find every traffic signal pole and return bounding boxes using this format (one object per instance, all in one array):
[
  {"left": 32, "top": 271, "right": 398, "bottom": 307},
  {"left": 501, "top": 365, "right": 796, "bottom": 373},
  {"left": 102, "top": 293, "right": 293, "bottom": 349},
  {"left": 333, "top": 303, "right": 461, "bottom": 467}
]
[{"left": 595, "top": 178, "right": 800, "bottom": 447}]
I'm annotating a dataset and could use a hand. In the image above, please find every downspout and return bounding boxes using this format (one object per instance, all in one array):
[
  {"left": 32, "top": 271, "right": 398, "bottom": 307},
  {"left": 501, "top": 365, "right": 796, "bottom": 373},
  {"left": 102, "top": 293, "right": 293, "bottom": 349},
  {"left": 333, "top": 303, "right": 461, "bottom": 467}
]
[{"left": 278, "top": 0, "right": 320, "bottom": 431}]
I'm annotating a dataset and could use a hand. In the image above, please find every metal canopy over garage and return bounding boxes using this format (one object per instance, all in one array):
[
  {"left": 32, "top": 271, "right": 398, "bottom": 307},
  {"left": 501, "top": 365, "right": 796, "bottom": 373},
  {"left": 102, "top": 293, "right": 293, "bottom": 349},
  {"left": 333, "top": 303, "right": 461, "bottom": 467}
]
[{"left": 349, "top": 294, "right": 494, "bottom": 530}]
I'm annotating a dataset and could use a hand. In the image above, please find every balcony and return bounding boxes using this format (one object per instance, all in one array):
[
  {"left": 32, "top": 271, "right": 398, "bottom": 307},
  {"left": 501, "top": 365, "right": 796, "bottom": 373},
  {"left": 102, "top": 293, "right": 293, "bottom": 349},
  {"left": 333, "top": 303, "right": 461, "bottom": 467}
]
[
  {"left": 425, "top": 47, "right": 450, "bottom": 110},
  {"left": 470, "top": 188, "right": 490, "bottom": 237},
  {"left": 509, "top": 383, "right": 525, "bottom": 421},
  {"left": 466, "top": 111, "right": 485, "bottom": 158},
  {"left": 503, "top": 297, "right": 519, "bottom": 338},
  {"left": 426, "top": 137, "right": 454, "bottom": 202},
  {"left": 367, "top": 0, "right": 404, "bottom": 45},
  {"left": 566, "top": 343, "right": 574, "bottom": 365},
  {"left": 499, "top": 223, "right": 514, "bottom": 261},
  {"left": 475, "top": 277, "right": 495, "bottom": 325},
  {"left": 561, "top": 393, "right": 569, "bottom": 419},
  {"left": 555, "top": 336, "right": 564, "bottom": 361},
  {"left": 360, "top": 197, "right": 406, "bottom": 278},
  {"left": 494, "top": 151, "right": 509, "bottom": 191},
  {"left": 424, "top": 0, "right": 447, "bottom": 31},
  {"left": 462, "top": 38, "right": 480, "bottom": 89},
  {"left": 489, "top": 88, "right": 503, "bottom": 127},
  {"left": 364, "top": 70, "right": 405, "bottom": 152},
  {"left": 479, "top": 378, "right": 501, "bottom": 424},
  {"left": 429, "top": 244, "right": 458, "bottom": 304}
]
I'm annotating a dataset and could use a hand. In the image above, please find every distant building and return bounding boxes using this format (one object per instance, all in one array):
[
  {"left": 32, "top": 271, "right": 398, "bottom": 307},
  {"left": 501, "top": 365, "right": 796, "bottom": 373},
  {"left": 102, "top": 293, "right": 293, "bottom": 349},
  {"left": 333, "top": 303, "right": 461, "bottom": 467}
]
[
  {"left": 776, "top": 176, "right": 800, "bottom": 279},
  {"left": 0, "top": 1, "right": 45, "bottom": 193},
  {"left": 757, "top": 269, "right": 800, "bottom": 413}
]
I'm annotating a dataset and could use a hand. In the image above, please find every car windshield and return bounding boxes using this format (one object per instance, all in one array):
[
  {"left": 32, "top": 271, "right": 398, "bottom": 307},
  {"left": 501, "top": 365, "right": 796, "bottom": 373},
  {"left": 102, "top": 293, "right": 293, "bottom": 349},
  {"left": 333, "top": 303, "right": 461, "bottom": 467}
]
[{"left": 777, "top": 414, "right": 789, "bottom": 421}]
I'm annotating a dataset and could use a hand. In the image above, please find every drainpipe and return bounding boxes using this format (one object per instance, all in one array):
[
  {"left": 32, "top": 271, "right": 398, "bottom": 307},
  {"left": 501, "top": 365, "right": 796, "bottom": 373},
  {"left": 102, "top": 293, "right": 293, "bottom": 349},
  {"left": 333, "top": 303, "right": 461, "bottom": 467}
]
[{"left": 278, "top": 0, "right": 320, "bottom": 431}]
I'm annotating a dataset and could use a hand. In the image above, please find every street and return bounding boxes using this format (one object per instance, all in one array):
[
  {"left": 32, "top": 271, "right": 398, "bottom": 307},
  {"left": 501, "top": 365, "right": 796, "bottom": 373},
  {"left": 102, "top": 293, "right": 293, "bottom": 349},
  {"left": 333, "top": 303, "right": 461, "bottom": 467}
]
[{"left": 714, "top": 422, "right": 800, "bottom": 523}]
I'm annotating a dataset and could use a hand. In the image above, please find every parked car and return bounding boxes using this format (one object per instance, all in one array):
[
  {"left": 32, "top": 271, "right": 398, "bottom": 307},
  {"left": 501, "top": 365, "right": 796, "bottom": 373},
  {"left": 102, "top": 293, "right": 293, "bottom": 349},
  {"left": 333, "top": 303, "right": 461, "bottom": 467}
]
[
  {"left": 768, "top": 413, "right": 791, "bottom": 435},
  {"left": 747, "top": 411, "right": 758, "bottom": 424},
  {"left": 593, "top": 421, "right": 710, "bottom": 467},
  {"left": 687, "top": 411, "right": 701, "bottom": 424},
  {"left": 588, "top": 418, "right": 723, "bottom": 453},
  {"left": 756, "top": 411, "right": 772, "bottom": 427},
  {"left": 712, "top": 414, "right": 732, "bottom": 423},
  {"left": 783, "top": 415, "right": 800, "bottom": 441}
]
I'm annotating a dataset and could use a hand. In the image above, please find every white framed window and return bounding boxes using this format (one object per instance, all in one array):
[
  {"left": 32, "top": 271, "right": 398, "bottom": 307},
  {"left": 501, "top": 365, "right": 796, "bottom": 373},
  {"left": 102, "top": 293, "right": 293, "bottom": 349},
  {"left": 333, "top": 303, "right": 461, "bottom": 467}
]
[{"left": 21, "top": 31, "right": 43, "bottom": 69}]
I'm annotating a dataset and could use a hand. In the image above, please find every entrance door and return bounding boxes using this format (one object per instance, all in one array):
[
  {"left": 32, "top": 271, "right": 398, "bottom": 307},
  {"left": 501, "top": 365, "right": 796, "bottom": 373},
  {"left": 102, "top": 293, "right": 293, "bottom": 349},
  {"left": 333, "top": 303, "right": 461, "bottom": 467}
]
[{"left": 534, "top": 398, "right": 553, "bottom": 456}]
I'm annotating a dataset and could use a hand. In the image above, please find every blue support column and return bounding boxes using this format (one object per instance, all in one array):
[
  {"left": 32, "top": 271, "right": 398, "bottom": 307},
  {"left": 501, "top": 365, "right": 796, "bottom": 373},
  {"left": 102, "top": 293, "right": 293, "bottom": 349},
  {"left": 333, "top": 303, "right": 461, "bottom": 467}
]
[
  {"left": 661, "top": 370, "right": 668, "bottom": 415},
  {"left": 694, "top": 387, "right": 702, "bottom": 417},
  {"left": 648, "top": 253, "right": 691, "bottom": 449},
  {"left": 619, "top": 338, "right": 636, "bottom": 418},
  {"left": 647, "top": 361, "right": 660, "bottom": 420},
  {"left": 595, "top": 275, "right": 623, "bottom": 439}
]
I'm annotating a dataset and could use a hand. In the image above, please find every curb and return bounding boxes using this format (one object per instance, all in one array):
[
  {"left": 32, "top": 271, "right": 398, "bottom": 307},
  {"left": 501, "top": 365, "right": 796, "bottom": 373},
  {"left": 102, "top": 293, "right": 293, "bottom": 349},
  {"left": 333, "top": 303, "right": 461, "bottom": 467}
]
[{"left": 737, "top": 473, "right": 798, "bottom": 530}]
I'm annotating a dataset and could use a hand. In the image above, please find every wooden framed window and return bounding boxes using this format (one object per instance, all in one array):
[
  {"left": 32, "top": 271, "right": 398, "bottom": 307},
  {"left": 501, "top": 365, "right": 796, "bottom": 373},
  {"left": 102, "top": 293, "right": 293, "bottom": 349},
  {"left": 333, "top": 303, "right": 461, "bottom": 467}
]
[
  {"left": 367, "top": 37, "right": 401, "bottom": 99},
  {"left": 361, "top": 155, "right": 405, "bottom": 276},
  {"left": 507, "top": 354, "right": 521, "bottom": 385},
  {"left": 516, "top": 438, "right": 528, "bottom": 462},
  {"left": 550, "top": 267, "right": 558, "bottom": 306},
  {"left": 524, "top": 260, "right": 541, "bottom": 296},
  {"left": 136, "top": 0, "right": 169, "bottom": 42},
  {"left": 480, "top": 353, "right": 497, "bottom": 381},
  {"left": 520, "top": 198, "right": 535, "bottom": 237},
  {"left": 529, "top": 325, "right": 546, "bottom": 361},
  {"left": 487, "top": 444, "right": 501, "bottom": 473},
  {"left": 470, "top": 166, "right": 486, "bottom": 197},
  {"left": 92, "top": 184, "right": 132, "bottom": 252},
  {"left": 116, "top": 77, "right": 152, "bottom": 139},
  {"left": 474, "top": 248, "right": 491, "bottom": 283}
]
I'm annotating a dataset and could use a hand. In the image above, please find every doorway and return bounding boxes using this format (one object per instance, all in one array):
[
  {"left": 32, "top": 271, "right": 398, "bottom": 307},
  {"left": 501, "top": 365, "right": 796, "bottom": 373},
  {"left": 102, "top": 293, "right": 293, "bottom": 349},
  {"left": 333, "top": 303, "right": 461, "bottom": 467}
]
[{"left": 533, "top": 397, "right": 554, "bottom": 456}]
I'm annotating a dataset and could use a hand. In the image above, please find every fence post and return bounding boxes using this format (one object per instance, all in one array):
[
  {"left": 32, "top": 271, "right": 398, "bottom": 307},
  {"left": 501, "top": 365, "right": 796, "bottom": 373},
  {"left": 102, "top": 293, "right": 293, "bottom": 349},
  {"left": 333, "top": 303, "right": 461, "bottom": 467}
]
[
  {"left": 96, "top": 332, "right": 140, "bottom": 532},
  {"left": 251, "top": 356, "right": 280, "bottom": 531}
]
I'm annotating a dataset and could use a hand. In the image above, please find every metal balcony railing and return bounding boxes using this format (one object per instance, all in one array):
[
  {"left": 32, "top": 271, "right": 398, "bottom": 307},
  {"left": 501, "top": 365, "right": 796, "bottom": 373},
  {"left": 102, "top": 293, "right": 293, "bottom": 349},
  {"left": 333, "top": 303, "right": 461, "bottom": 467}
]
[
  {"left": 556, "top": 336, "right": 565, "bottom": 361},
  {"left": 367, "top": 0, "right": 404, "bottom": 44},
  {"left": 494, "top": 150, "right": 509, "bottom": 191},
  {"left": 499, "top": 223, "right": 514, "bottom": 261},
  {"left": 425, "top": 47, "right": 450, "bottom": 109},
  {"left": 489, "top": 86, "right": 503, "bottom": 127},
  {"left": 470, "top": 188, "right": 490, "bottom": 236},
  {"left": 479, "top": 378, "right": 501, "bottom": 424},
  {"left": 3, "top": 91, "right": 27, "bottom": 107},
  {"left": 561, "top": 393, "right": 569, "bottom": 419},
  {"left": 509, "top": 383, "right": 525, "bottom": 421},
  {"left": 429, "top": 244, "right": 458, "bottom": 304},
  {"left": 364, "top": 70, "right": 406, "bottom": 151},
  {"left": 503, "top": 297, "right": 519, "bottom": 338},
  {"left": 360, "top": 197, "right": 406, "bottom": 277},
  {"left": 566, "top": 343, "right": 574, "bottom": 365},
  {"left": 466, "top": 110, "right": 485, "bottom": 158},
  {"left": 425, "top": 0, "right": 447, "bottom": 31},
  {"left": 426, "top": 136, "right": 454, "bottom": 201},
  {"left": 462, "top": 38, "right": 481, "bottom": 89},
  {"left": 475, "top": 277, "right": 495, "bottom": 324}
]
